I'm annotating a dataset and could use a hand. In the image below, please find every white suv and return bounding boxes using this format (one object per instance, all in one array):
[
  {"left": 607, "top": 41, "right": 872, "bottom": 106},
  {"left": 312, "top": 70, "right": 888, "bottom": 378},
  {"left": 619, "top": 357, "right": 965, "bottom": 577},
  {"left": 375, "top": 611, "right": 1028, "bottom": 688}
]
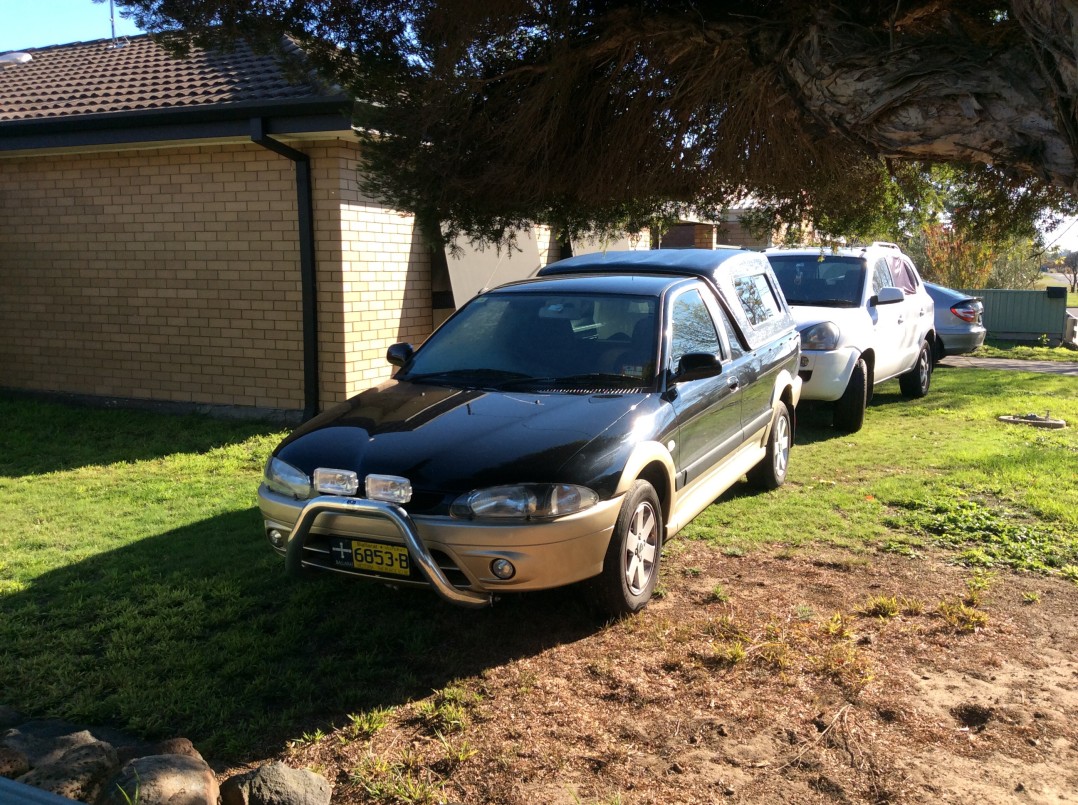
[{"left": 765, "top": 243, "right": 935, "bottom": 432}]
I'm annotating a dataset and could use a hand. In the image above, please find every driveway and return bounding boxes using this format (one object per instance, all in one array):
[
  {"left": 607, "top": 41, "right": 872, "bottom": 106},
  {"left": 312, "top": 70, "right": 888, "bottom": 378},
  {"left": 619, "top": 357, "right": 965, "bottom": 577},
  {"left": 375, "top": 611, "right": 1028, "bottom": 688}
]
[{"left": 939, "top": 355, "right": 1078, "bottom": 376}]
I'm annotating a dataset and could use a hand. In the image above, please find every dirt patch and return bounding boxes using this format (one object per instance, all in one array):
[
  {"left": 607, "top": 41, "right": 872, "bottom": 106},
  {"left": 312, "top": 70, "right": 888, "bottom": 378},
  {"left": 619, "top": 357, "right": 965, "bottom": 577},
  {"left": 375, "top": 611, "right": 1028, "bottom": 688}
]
[{"left": 280, "top": 546, "right": 1078, "bottom": 804}]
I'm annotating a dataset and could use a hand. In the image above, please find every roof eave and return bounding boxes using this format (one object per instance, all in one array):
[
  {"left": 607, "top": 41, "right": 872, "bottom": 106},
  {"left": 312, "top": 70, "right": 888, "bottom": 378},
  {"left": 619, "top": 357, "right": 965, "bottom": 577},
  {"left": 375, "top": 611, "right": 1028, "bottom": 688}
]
[{"left": 0, "top": 95, "right": 356, "bottom": 153}]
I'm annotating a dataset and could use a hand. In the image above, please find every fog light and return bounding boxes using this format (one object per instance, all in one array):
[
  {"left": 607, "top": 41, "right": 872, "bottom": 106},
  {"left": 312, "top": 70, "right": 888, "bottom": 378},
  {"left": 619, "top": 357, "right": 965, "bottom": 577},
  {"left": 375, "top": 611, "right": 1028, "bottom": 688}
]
[
  {"left": 267, "top": 528, "right": 286, "bottom": 548},
  {"left": 490, "top": 559, "right": 516, "bottom": 580}
]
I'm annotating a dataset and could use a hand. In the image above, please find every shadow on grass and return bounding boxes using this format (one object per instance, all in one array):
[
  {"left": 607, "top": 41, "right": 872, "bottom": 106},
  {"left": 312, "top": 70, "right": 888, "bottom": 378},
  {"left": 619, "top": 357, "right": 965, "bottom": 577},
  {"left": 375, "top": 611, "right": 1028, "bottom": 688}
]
[
  {"left": 0, "top": 394, "right": 284, "bottom": 477},
  {"left": 0, "top": 507, "right": 600, "bottom": 762}
]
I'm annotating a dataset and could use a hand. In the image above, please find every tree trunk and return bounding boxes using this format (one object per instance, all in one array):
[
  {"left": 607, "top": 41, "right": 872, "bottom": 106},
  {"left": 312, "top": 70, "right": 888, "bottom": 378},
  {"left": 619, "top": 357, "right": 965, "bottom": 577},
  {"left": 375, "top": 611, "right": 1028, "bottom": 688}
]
[{"left": 775, "top": 3, "right": 1078, "bottom": 194}]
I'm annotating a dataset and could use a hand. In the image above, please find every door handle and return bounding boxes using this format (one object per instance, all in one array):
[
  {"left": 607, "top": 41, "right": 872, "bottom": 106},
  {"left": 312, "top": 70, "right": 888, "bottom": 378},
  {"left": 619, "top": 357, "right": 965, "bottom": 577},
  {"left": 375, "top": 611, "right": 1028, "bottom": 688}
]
[{"left": 727, "top": 377, "right": 740, "bottom": 391}]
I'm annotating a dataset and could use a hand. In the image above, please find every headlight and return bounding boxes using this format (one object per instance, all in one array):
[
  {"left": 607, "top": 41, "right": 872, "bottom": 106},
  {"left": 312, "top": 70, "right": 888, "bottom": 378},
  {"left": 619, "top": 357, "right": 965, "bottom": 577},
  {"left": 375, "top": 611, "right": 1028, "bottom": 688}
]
[
  {"left": 264, "top": 457, "right": 311, "bottom": 500},
  {"left": 800, "top": 321, "right": 840, "bottom": 351},
  {"left": 451, "top": 483, "right": 599, "bottom": 520}
]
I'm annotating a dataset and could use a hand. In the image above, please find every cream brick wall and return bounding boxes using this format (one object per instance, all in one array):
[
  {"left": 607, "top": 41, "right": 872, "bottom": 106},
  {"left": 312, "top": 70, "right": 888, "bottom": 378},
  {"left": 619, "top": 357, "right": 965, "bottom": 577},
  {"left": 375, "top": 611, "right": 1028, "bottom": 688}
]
[
  {"left": 0, "top": 137, "right": 434, "bottom": 413},
  {"left": 307, "top": 141, "right": 432, "bottom": 403}
]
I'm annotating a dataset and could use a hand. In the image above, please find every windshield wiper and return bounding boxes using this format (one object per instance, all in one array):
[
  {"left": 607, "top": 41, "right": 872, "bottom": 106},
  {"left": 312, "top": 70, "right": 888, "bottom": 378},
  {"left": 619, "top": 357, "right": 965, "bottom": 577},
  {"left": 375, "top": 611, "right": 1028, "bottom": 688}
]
[
  {"left": 403, "top": 369, "right": 531, "bottom": 388},
  {"left": 497, "top": 373, "right": 647, "bottom": 390}
]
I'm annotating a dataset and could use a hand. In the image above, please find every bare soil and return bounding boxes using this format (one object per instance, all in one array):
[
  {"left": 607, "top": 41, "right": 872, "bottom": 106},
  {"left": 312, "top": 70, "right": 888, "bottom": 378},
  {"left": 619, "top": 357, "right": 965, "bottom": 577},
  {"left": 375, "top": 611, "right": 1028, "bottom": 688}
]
[{"left": 280, "top": 545, "right": 1078, "bottom": 804}]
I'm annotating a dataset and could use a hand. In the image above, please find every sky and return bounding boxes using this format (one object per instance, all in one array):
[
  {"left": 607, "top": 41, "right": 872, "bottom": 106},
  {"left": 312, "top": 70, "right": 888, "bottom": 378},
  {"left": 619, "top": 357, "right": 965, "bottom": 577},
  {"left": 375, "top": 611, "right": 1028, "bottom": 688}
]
[
  {"left": 0, "top": 0, "right": 144, "bottom": 51},
  {"left": 2, "top": 0, "right": 1078, "bottom": 251}
]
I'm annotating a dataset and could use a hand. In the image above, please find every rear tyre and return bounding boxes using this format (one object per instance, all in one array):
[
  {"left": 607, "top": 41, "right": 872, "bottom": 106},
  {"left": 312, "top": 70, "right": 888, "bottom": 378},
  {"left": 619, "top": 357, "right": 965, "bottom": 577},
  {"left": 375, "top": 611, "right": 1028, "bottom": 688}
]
[
  {"left": 833, "top": 358, "right": 867, "bottom": 433},
  {"left": 899, "top": 341, "right": 932, "bottom": 398},
  {"left": 591, "top": 480, "right": 662, "bottom": 617},
  {"left": 747, "top": 401, "right": 792, "bottom": 490}
]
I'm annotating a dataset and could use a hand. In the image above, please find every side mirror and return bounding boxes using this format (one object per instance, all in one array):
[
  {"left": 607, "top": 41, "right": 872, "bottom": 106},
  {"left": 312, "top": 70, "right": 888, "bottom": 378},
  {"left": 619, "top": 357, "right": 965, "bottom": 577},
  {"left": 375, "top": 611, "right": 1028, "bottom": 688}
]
[
  {"left": 386, "top": 343, "right": 414, "bottom": 367},
  {"left": 871, "top": 287, "right": 905, "bottom": 306},
  {"left": 674, "top": 352, "right": 723, "bottom": 383}
]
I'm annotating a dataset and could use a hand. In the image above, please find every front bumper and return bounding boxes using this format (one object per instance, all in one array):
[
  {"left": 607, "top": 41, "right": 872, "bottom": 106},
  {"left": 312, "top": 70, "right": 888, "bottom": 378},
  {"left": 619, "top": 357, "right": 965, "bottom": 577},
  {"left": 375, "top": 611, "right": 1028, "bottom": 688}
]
[
  {"left": 796, "top": 348, "right": 860, "bottom": 402},
  {"left": 259, "top": 485, "right": 622, "bottom": 606}
]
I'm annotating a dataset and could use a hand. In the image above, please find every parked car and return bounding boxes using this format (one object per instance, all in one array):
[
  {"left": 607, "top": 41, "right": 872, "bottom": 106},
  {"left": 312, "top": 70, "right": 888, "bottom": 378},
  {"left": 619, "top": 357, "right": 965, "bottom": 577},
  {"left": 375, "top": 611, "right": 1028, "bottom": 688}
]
[
  {"left": 924, "top": 282, "right": 986, "bottom": 361},
  {"left": 765, "top": 242, "right": 935, "bottom": 433},
  {"left": 259, "top": 249, "right": 802, "bottom": 616}
]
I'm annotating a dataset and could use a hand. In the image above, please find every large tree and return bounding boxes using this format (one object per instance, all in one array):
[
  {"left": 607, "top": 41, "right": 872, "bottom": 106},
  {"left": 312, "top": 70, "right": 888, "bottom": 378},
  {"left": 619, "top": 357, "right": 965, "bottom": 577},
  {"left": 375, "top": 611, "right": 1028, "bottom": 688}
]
[{"left": 115, "top": 1, "right": 1078, "bottom": 244}]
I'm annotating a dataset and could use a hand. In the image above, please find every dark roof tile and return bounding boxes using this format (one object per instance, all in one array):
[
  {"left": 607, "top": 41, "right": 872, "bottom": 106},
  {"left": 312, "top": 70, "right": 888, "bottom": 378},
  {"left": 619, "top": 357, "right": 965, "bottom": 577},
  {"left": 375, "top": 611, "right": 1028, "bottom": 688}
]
[{"left": 0, "top": 34, "right": 343, "bottom": 121}]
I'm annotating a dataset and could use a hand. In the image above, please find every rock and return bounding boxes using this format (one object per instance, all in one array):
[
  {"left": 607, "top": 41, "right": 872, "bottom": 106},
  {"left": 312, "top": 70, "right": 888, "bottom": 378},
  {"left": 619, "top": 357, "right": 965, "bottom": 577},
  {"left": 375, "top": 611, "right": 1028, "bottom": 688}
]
[
  {"left": 117, "top": 736, "right": 203, "bottom": 765},
  {"left": 220, "top": 761, "right": 332, "bottom": 805},
  {"left": 0, "top": 746, "right": 30, "bottom": 779},
  {"left": 16, "top": 740, "right": 119, "bottom": 803},
  {"left": 1, "top": 721, "right": 100, "bottom": 767},
  {"left": 101, "top": 754, "right": 220, "bottom": 805}
]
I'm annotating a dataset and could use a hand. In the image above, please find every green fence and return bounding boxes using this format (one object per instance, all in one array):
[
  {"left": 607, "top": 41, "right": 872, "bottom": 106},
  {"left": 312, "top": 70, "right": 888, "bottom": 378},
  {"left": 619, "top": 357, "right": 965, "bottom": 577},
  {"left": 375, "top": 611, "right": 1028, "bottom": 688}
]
[{"left": 962, "top": 288, "right": 1069, "bottom": 341}]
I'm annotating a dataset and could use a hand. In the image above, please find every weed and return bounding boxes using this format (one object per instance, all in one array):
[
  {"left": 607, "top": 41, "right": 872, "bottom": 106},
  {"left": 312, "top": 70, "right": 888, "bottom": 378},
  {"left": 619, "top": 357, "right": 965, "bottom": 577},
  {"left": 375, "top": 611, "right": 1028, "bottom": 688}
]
[
  {"left": 820, "top": 612, "right": 851, "bottom": 638},
  {"left": 937, "top": 600, "right": 989, "bottom": 632},
  {"left": 1062, "top": 565, "right": 1078, "bottom": 583},
  {"left": 1022, "top": 591, "right": 1041, "bottom": 604},
  {"left": 794, "top": 604, "right": 816, "bottom": 621},
  {"left": 753, "top": 641, "right": 791, "bottom": 671},
  {"left": 722, "top": 546, "right": 746, "bottom": 557},
  {"left": 435, "top": 732, "right": 477, "bottom": 766},
  {"left": 416, "top": 699, "right": 468, "bottom": 734},
  {"left": 344, "top": 707, "right": 394, "bottom": 741},
  {"left": 880, "top": 540, "right": 923, "bottom": 559},
  {"left": 892, "top": 498, "right": 1078, "bottom": 574},
  {"left": 712, "top": 641, "right": 747, "bottom": 667},
  {"left": 858, "top": 596, "right": 900, "bottom": 618},
  {"left": 964, "top": 570, "right": 998, "bottom": 606},
  {"left": 684, "top": 566, "right": 702, "bottom": 577},
  {"left": 701, "top": 614, "right": 746, "bottom": 642},
  {"left": 709, "top": 583, "right": 730, "bottom": 603},
  {"left": 290, "top": 728, "right": 326, "bottom": 749},
  {"left": 811, "top": 644, "right": 875, "bottom": 692},
  {"left": 898, "top": 596, "right": 926, "bottom": 616}
]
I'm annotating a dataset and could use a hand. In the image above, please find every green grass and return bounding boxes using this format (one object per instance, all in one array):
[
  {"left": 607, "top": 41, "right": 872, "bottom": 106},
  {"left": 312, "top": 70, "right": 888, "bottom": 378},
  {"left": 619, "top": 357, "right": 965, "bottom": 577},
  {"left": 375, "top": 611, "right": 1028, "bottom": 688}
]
[
  {"left": 973, "top": 339, "right": 1078, "bottom": 362},
  {"left": 1, "top": 370, "right": 1076, "bottom": 758}
]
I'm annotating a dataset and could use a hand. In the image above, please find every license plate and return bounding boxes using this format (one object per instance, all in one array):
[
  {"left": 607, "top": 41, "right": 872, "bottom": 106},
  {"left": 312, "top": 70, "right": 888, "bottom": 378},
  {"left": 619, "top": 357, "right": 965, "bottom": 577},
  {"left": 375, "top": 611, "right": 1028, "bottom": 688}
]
[{"left": 330, "top": 538, "right": 411, "bottom": 577}]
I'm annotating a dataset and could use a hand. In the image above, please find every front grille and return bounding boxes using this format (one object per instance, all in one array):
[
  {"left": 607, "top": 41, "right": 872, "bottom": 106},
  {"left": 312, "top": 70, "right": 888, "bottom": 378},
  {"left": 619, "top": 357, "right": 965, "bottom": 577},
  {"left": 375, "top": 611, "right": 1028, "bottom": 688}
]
[{"left": 301, "top": 533, "right": 471, "bottom": 589}]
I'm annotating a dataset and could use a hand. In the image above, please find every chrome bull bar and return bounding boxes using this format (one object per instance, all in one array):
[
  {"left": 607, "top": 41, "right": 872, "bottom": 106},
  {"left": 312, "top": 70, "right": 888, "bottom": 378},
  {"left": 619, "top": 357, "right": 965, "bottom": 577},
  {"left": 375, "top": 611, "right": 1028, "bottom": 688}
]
[{"left": 284, "top": 495, "right": 493, "bottom": 608}]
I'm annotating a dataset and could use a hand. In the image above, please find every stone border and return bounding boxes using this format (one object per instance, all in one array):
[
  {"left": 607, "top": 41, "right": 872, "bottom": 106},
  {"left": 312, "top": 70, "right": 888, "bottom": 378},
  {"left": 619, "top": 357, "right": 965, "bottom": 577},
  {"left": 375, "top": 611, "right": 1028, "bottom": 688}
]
[{"left": 0, "top": 708, "right": 330, "bottom": 805}]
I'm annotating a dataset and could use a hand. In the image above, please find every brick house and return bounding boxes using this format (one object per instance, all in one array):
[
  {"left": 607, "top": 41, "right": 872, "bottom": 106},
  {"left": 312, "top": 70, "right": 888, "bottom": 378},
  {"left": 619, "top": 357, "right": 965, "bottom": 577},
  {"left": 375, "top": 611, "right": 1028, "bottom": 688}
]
[{"left": 0, "top": 34, "right": 480, "bottom": 420}]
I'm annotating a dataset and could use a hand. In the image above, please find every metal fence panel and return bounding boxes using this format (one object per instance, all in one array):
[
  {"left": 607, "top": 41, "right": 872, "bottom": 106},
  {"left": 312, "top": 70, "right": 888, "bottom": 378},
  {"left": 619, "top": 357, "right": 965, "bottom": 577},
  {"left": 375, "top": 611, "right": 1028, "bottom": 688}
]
[{"left": 960, "top": 289, "right": 1068, "bottom": 339}]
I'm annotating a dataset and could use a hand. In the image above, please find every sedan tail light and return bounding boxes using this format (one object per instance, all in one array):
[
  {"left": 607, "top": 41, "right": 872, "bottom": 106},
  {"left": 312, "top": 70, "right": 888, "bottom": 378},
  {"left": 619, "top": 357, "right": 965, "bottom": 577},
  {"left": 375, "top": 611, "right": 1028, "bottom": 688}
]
[{"left": 950, "top": 301, "right": 982, "bottom": 323}]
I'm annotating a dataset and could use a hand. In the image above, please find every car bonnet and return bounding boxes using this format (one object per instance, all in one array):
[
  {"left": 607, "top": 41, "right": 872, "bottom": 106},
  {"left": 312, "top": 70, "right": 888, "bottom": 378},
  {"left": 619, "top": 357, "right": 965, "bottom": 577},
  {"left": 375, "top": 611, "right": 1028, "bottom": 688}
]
[{"left": 274, "top": 379, "right": 662, "bottom": 501}]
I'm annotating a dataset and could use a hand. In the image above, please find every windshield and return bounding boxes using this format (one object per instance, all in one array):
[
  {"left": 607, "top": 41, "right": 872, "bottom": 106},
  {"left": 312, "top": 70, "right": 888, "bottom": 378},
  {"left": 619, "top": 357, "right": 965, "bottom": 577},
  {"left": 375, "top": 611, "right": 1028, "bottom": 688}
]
[
  {"left": 768, "top": 256, "right": 865, "bottom": 307},
  {"left": 402, "top": 291, "right": 660, "bottom": 391}
]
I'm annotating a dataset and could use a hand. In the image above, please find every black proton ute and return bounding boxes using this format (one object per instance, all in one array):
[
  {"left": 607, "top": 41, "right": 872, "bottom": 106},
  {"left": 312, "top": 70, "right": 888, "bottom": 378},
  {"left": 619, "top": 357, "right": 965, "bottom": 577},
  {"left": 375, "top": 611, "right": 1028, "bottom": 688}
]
[{"left": 259, "top": 249, "right": 801, "bottom": 615}]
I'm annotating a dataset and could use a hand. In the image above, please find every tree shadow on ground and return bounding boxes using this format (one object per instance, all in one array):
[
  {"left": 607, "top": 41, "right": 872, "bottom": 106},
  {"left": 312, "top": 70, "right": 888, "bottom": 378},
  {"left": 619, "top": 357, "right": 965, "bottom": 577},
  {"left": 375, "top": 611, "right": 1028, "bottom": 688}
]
[
  {"left": 0, "top": 394, "right": 284, "bottom": 477},
  {"left": 0, "top": 506, "right": 601, "bottom": 761}
]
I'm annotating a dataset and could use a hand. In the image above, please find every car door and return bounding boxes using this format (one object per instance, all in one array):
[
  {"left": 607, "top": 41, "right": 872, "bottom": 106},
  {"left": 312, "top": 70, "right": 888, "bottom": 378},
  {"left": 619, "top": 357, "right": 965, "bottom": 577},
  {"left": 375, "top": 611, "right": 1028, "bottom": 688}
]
[
  {"left": 891, "top": 257, "right": 933, "bottom": 355},
  {"left": 665, "top": 286, "right": 743, "bottom": 490},
  {"left": 869, "top": 258, "right": 908, "bottom": 380}
]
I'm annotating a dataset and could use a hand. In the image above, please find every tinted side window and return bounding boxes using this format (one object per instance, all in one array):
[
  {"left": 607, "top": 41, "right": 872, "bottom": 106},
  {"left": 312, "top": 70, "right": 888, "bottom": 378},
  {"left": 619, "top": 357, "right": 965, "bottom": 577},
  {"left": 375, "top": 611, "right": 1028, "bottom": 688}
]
[
  {"left": 670, "top": 289, "right": 722, "bottom": 368},
  {"left": 890, "top": 259, "right": 919, "bottom": 293},
  {"left": 871, "top": 259, "right": 893, "bottom": 294},
  {"left": 734, "top": 273, "right": 782, "bottom": 326}
]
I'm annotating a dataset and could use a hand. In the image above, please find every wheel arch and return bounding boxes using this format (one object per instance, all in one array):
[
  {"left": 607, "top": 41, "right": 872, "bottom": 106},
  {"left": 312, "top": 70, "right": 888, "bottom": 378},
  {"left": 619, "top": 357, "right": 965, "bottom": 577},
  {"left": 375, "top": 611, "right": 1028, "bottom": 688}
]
[{"left": 615, "top": 440, "right": 675, "bottom": 536}]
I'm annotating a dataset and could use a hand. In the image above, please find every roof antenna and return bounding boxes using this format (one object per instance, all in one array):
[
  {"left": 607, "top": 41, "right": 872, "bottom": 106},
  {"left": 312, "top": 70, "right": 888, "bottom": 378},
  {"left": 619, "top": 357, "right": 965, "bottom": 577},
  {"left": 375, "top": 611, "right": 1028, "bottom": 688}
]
[{"left": 109, "top": 0, "right": 127, "bottom": 48}]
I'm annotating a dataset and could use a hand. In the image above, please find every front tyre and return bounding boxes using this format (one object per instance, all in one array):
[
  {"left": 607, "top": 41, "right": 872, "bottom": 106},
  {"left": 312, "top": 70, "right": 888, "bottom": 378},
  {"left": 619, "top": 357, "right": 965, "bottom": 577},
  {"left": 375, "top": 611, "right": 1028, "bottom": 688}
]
[
  {"left": 833, "top": 358, "right": 867, "bottom": 433},
  {"left": 591, "top": 480, "right": 662, "bottom": 617},
  {"left": 899, "top": 341, "right": 932, "bottom": 398},
  {"left": 747, "top": 401, "right": 792, "bottom": 490}
]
